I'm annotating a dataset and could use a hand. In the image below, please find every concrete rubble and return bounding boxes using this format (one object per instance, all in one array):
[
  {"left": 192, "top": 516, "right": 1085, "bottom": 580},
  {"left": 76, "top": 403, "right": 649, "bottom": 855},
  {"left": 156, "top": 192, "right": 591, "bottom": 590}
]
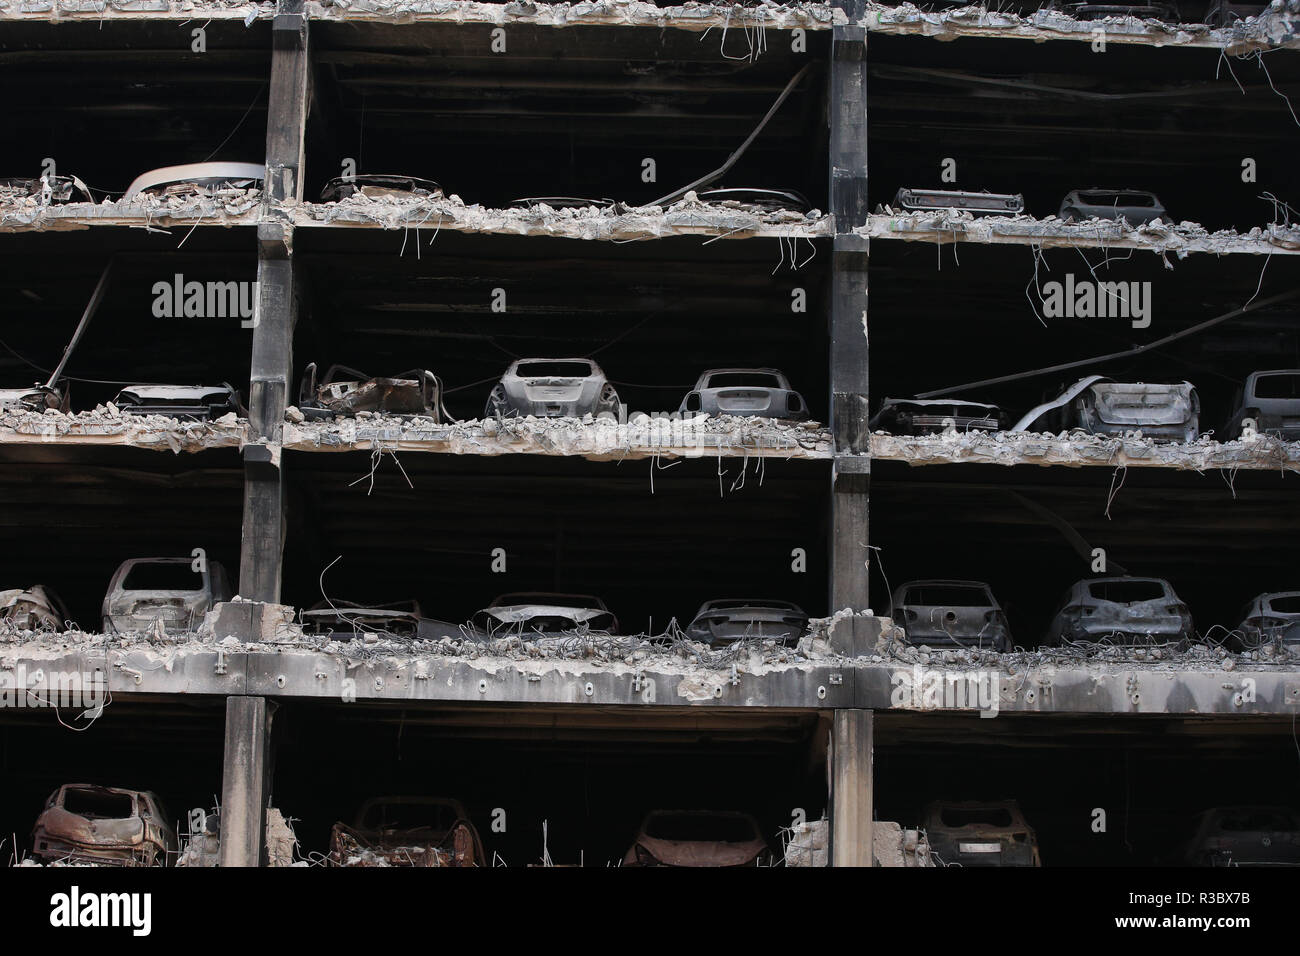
[
  {"left": 0, "top": 405, "right": 248, "bottom": 452},
  {"left": 308, "top": 0, "right": 843, "bottom": 29},
  {"left": 871, "top": 821, "right": 933, "bottom": 867},
  {"left": 0, "top": 185, "right": 262, "bottom": 232},
  {"left": 175, "top": 806, "right": 303, "bottom": 866}
]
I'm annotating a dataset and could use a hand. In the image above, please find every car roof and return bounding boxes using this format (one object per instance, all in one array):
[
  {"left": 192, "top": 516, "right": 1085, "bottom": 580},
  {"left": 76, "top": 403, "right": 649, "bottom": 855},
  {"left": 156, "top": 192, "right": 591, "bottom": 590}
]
[{"left": 490, "top": 592, "right": 607, "bottom": 608}]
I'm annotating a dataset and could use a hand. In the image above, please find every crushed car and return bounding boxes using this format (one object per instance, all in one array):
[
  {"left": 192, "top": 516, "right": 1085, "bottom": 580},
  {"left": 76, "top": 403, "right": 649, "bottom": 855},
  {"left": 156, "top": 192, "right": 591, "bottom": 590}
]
[
  {"left": 32, "top": 784, "right": 177, "bottom": 866},
  {"left": 1224, "top": 369, "right": 1300, "bottom": 440},
  {"left": 695, "top": 187, "right": 812, "bottom": 213},
  {"left": 684, "top": 599, "right": 809, "bottom": 646},
  {"left": 0, "top": 174, "right": 92, "bottom": 205},
  {"left": 0, "top": 381, "right": 68, "bottom": 413},
  {"left": 329, "top": 796, "right": 484, "bottom": 867},
  {"left": 1042, "top": 576, "right": 1193, "bottom": 647},
  {"left": 0, "top": 585, "right": 72, "bottom": 631},
  {"left": 622, "top": 810, "right": 771, "bottom": 867},
  {"left": 923, "top": 800, "right": 1041, "bottom": 867},
  {"left": 122, "top": 162, "right": 264, "bottom": 201},
  {"left": 889, "top": 580, "right": 1013, "bottom": 652},
  {"left": 472, "top": 592, "right": 619, "bottom": 638},
  {"left": 1058, "top": 188, "right": 1168, "bottom": 225},
  {"left": 678, "top": 368, "right": 810, "bottom": 421},
  {"left": 298, "top": 363, "right": 444, "bottom": 421},
  {"left": 301, "top": 599, "right": 425, "bottom": 638},
  {"left": 510, "top": 196, "right": 616, "bottom": 210},
  {"left": 1184, "top": 806, "right": 1300, "bottom": 866},
  {"left": 1051, "top": 1, "right": 1181, "bottom": 21},
  {"left": 102, "top": 557, "right": 232, "bottom": 634},
  {"left": 319, "top": 174, "right": 441, "bottom": 202},
  {"left": 113, "top": 383, "right": 245, "bottom": 421},
  {"left": 870, "top": 397, "right": 1008, "bottom": 435},
  {"left": 1012, "top": 375, "right": 1200, "bottom": 442},
  {"left": 1233, "top": 591, "right": 1300, "bottom": 651},
  {"left": 485, "top": 358, "right": 620, "bottom": 419},
  {"left": 889, "top": 187, "right": 1024, "bottom": 217}
]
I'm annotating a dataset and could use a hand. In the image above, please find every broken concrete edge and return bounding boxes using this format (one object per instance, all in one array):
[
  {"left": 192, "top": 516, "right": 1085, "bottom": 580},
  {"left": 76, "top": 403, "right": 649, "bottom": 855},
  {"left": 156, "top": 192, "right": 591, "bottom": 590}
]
[
  {"left": 3, "top": 606, "right": 1299, "bottom": 714},
  {"left": 0, "top": 408, "right": 249, "bottom": 452},
  {"left": 864, "top": 2, "right": 1300, "bottom": 52},
  {"left": 0, "top": 194, "right": 262, "bottom": 233},
  {"left": 861, "top": 212, "right": 1300, "bottom": 258},
  {"left": 281, "top": 413, "right": 833, "bottom": 460},
  {"left": 871, "top": 431, "right": 1300, "bottom": 473}
]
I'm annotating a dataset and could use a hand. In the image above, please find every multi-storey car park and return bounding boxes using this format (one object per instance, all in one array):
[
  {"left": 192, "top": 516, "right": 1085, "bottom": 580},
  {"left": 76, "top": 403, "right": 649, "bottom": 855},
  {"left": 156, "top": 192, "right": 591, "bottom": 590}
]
[{"left": 0, "top": 0, "right": 1297, "bottom": 868}]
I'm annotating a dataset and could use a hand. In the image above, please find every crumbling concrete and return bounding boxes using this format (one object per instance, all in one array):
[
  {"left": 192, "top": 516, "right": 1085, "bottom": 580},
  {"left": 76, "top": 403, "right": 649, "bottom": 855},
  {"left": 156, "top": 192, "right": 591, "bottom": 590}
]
[
  {"left": 175, "top": 806, "right": 301, "bottom": 866},
  {"left": 0, "top": 0, "right": 275, "bottom": 20},
  {"left": 0, "top": 405, "right": 248, "bottom": 452},
  {"left": 862, "top": 210, "right": 1300, "bottom": 258},
  {"left": 783, "top": 818, "right": 828, "bottom": 866},
  {"left": 0, "top": 189, "right": 262, "bottom": 233},
  {"left": 871, "top": 820, "right": 934, "bottom": 866}
]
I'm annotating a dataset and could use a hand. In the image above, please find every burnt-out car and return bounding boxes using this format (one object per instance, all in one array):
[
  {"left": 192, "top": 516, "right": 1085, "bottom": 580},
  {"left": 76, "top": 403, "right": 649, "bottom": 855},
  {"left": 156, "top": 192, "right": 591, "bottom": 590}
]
[
  {"left": 485, "top": 358, "right": 620, "bottom": 420},
  {"left": 0, "top": 585, "right": 72, "bottom": 631},
  {"left": 870, "top": 397, "right": 1008, "bottom": 435},
  {"left": 678, "top": 368, "right": 810, "bottom": 421},
  {"left": 471, "top": 593, "right": 619, "bottom": 638},
  {"left": 696, "top": 187, "right": 812, "bottom": 213},
  {"left": 1043, "top": 576, "right": 1193, "bottom": 647},
  {"left": 1051, "top": 1, "right": 1181, "bottom": 21},
  {"left": 329, "top": 797, "right": 484, "bottom": 867},
  {"left": 0, "top": 382, "right": 68, "bottom": 413},
  {"left": 0, "top": 174, "right": 93, "bottom": 204},
  {"left": 1205, "top": 0, "right": 1273, "bottom": 25},
  {"left": 1184, "top": 807, "right": 1300, "bottom": 867},
  {"left": 114, "top": 384, "right": 245, "bottom": 421},
  {"left": 1058, "top": 188, "right": 1168, "bottom": 225},
  {"left": 1233, "top": 592, "right": 1300, "bottom": 651},
  {"left": 622, "top": 810, "right": 771, "bottom": 867},
  {"left": 123, "top": 162, "right": 264, "bottom": 201},
  {"left": 510, "top": 196, "right": 616, "bottom": 210},
  {"left": 889, "top": 580, "right": 1013, "bottom": 652},
  {"left": 924, "top": 800, "right": 1041, "bottom": 867},
  {"left": 298, "top": 363, "right": 444, "bottom": 421},
  {"left": 889, "top": 187, "right": 1024, "bottom": 217},
  {"left": 1013, "top": 375, "right": 1199, "bottom": 442},
  {"left": 684, "top": 599, "right": 808, "bottom": 646},
  {"left": 301, "top": 599, "right": 425, "bottom": 638},
  {"left": 1224, "top": 369, "right": 1300, "bottom": 440},
  {"left": 32, "top": 784, "right": 177, "bottom": 866},
  {"left": 319, "top": 174, "right": 441, "bottom": 202},
  {"left": 102, "top": 557, "right": 232, "bottom": 634}
]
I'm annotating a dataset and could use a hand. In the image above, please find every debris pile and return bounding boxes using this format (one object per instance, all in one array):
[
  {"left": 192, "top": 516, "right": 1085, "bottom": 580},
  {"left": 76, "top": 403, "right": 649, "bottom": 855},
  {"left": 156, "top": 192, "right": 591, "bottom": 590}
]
[
  {"left": 0, "top": 404, "right": 248, "bottom": 452},
  {"left": 0, "top": 187, "right": 261, "bottom": 231}
]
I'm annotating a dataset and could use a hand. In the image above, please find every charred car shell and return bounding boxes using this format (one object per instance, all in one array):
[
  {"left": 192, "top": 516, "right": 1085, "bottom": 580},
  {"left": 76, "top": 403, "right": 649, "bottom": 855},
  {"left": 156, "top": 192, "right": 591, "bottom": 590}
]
[
  {"left": 472, "top": 592, "right": 619, "bottom": 638},
  {"left": 510, "top": 196, "right": 617, "bottom": 210},
  {"left": 678, "top": 368, "right": 810, "bottom": 421},
  {"left": 301, "top": 599, "right": 425, "bottom": 638},
  {"left": 1058, "top": 188, "right": 1168, "bottom": 225},
  {"left": 924, "top": 800, "right": 1041, "bottom": 867},
  {"left": 695, "top": 187, "right": 812, "bottom": 213},
  {"left": 319, "top": 174, "right": 442, "bottom": 202},
  {"left": 0, "top": 382, "right": 68, "bottom": 413},
  {"left": 1185, "top": 806, "right": 1300, "bottom": 866},
  {"left": 1013, "top": 375, "right": 1199, "bottom": 442},
  {"left": 1224, "top": 369, "right": 1300, "bottom": 440},
  {"left": 486, "top": 358, "right": 620, "bottom": 420},
  {"left": 890, "top": 187, "right": 1024, "bottom": 217},
  {"left": 684, "top": 599, "right": 809, "bottom": 646},
  {"left": 870, "top": 397, "right": 1008, "bottom": 435},
  {"left": 622, "top": 810, "right": 771, "bottom": 867},
  {"left": 0, "top": 174, "right": 92, "bottom": 204},
  {"left": 298, "top": 363, "right": 444, "bottom": 421},
  {"left": 1043, "top": 576, "right": 1193, "bottom": 647},
  {"left": 329, "top": 796, "right": 484, "bottom": 867},
  {"left": 102, "top": 557, "right": 232, "bottom": 634},
  {"left": 114, "top": 383, "right": 245, "bottom": 422},
  {"left": 889, "top": 580, "right": 1013, "bottom": 652},
  {"left": 0, "top": 585, "right": 72, "bottom": 631},
  {"left": 123, "top": 162, "right": 264, "bottom": 201},
  {"left": 32, "top": 784, "right": 177, "bottom": 866},
  {"left": 1233, "top": 591, "right": 1300, "bottom": 651}
]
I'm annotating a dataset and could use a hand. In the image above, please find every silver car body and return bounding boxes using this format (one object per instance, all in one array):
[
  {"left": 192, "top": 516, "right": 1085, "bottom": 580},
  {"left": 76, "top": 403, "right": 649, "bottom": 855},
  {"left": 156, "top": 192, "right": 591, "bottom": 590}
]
[
  {"left": 678, "top": 368, "right": 809, "bottom": 421},
  {"left": 473, "top": 592, "right": 619, "bottom": 638},
  {"left": 486, "top": 358, "right": 620, "bottom": 419},
  {"left": 1044, "top": 576, "right": 1192, "bottom": 646},
  {"left": 123, "top": 162, "right": 264, "bottom": 201},
  {"left": 1014, "top": 376, "right": 1199, "bottom": 442}
]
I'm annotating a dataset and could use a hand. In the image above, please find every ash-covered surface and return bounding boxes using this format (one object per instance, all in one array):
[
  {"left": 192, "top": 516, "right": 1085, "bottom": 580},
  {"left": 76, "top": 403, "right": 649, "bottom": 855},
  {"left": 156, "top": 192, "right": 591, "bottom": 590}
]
[
  {"left": 0, "top": 189, "right": 263, "bottom": 232},
  {"left": 865, "top": 1, "right": 1300, "bottom": 51},
  {"left": 282, "top": 411, "right": 832, "bottom": 460},
  {"left": 307, "top": 0, "right": 843, "bottom": 29},
  {"left": 0, "top": 405, "right": 248, "bottom": 452},
  {"left": 872, "top": 430, "right": 1300, "bottom": 472},
  {"left": 863, "top": 211, "right": 1300, "bottom": 257},
  {"left": 290, "top": 192, "right": 830, "bottom": 241}
]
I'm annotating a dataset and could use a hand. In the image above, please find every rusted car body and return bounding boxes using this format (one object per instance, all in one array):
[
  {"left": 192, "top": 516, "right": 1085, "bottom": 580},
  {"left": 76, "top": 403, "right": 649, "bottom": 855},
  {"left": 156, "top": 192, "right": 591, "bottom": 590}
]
[
  {"left": 890, "top": 187, "right": 1024, "bottom": 217},
  {"left": 329, "top": 797, "right": 484, "bottom": 867},
  {"left": 1184, "top": 806, "right": 1300, "bottom": 866},
  {"left": 924, "top": 800, "right": 1041, "bottom": 867},
  {"left": 1014, "top": 376, "right": 1199, "bottom": 442},
  {"left": 472, "top": 593, "right": 619, "bottom": 638},
  {"left": 102, "top": 557, "right": 232, "bottom": 634},
  {"left": 301, "top": 599, "right": 424, "bottom": 638},
  {"left": 123, "top": 162, "right": 264, "bottom": 201},
  {"left": 1233, "top": 591, "right": 1300, "bottom": 651},
  {"left": 1058, "top": 188, "right": 1168, "bottom": 225},
  {"left": 0, "top": 382, "right": 68, "bottom": 413},
  {"left": 890, "top": 580, "right": 1013, "bottom": 652},
  {"left": 114, "top": 384, "right": 245, "bottom": 421},
  {"left": 298, "top": 363, "right": 444, "bottom": 421},
  {"left": 32, "top": 784, "right": 177, "bottom": 866},
  {"left": 486, "top": 358, "right": 620, "bottom": 419},
  {"left": 684, "top": 599, "right": 808, "bottom": 646},
  {"left": 0, "top": 585, "right": 72, "bottom": 631},
  {"left": 870, "top": 397, "right": 1007, "bottom": 435},
  {"left": 319, "top": 174, "right": 441, "bottom": 202},
  {"left": 1043, "top": 576, "right": 1193, "bottom": 647},
  {"left": 622, "top": 810, "right": 771, "bottom": 867},
  {"left": 678, "top": 368, "right": 810, "bottom": 421},
  {"left": 1224, "top": 369, "right": 1300, "bottom": 440}
]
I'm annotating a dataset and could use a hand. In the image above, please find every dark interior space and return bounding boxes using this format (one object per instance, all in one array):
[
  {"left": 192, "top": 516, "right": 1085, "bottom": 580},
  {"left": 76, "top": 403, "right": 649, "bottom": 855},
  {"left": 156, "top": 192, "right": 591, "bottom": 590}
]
[
  {"left": 0, "top": 230, "right": 258, "bottom": 411},
  {"left": 870, "top": 462, "right": 1300, "bottom": 646},
  {"left": 0, "top": 21, "right": 271, "bottom": 198},
  {"left": 293, "top": 230, "right": 830, "bottom": 421},
  {"left": 305, "top": 22, "right": 829, "bottom": 207},
  {"left": 868, "top": 240, "right": 1300, "bottom": 430},
  {"left": 868, "top": 34, "right": 1300, "bottom": 232},
  {"left": 0, "top": 698, "right": 227, "bottom": 862},
  {"left": 875, "top": 712, "right": 1300, "bottom": 865},
  {"left": 0, "top": 446, "right": 243, "bottom": 628},
  {"left": 282, "top": 453, "right": 829, "bottom": 629},
  {"left": 271, "top": 701, "right": 827, "bottom": 864}
]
